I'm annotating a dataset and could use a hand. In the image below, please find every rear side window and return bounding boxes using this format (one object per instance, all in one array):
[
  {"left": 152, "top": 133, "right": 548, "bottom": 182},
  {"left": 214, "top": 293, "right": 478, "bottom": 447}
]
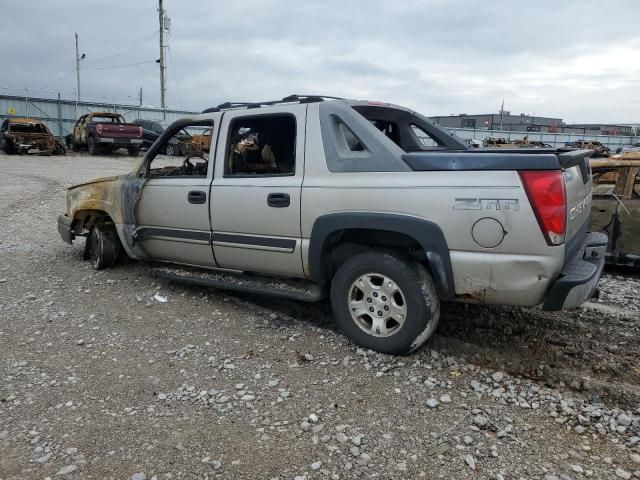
[
  {"left": 338, "top": 122, "right": 364, "bottom": 152},
  {"left": 225, "top": 114, "right": 296, "bottom": 176},
  {"left": 410, "top": 124, "right": 441, "bottom": 148}
]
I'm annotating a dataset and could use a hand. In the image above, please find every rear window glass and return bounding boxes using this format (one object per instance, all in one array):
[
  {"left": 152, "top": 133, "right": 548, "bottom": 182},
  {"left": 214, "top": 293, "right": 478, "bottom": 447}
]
[
  {"left": 91, "top": 116, "right": 122, "bottom": 123},
  {"left": 9, "top": 123, "right": 47, "bottom": 133}
]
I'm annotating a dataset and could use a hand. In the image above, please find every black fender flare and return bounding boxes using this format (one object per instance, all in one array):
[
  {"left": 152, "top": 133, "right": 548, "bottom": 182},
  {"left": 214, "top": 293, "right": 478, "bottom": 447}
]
[{"left": 308, "top": 212, "right": 455, "bottom": 300}]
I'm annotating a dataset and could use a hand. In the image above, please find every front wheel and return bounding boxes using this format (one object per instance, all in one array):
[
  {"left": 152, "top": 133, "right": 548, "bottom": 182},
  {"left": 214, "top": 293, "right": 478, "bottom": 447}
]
[
  {"left": 88, "top": 136, "right": 99, "bottom": 155},
  {"left": 84, "top": 225, "right": 119, "bottom": 270},
  {"left": 330, "top": 251, "right": 440, "bottom": 355}
]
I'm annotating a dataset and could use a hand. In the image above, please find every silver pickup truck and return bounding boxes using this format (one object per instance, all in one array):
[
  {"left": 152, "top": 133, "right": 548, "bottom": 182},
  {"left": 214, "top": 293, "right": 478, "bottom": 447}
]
[{"left": 57, "top": 95, "right": 607, "bottom": 354}]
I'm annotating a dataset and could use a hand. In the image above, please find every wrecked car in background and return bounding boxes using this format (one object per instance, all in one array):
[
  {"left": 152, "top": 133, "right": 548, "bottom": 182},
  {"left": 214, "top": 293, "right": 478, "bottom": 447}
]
[
  {"left": 482, "top": 136, "right": 518, "bottom": 148},
  {"left": 0, "top": 118, "right": 66, "bottom": 155},
  {"left": 190, "top": 127, "right": 213, "bottom": 153},
  {"left": 67, "top": 112, "right": 143, "bottom": 156},
  {"left": 132, "top": 119, "right": 203, "bottom": 156},
  {"left": 566, "top": 140, "right": 610, "bottom": 157},
  {"left": 591, "top": 153, "right": 640, "bottom": 268}
]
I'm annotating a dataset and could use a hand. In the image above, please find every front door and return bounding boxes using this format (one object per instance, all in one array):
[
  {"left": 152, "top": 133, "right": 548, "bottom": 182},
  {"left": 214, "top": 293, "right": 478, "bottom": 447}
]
[
  {"left": 134, "top": 116, "right": 219, "bottom": 267},
  {"left": 210, "top": 105, "right": 306, "bottom": 278}
]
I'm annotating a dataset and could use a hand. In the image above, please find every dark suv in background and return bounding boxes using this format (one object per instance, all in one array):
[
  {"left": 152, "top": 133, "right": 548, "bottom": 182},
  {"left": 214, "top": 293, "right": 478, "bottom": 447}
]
[{"left": 132, "top": 119, "right": 193, "bottom": 156}]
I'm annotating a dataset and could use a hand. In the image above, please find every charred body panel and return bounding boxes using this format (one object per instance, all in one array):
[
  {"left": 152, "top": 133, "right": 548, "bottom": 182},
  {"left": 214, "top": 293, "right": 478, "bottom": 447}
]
[{"left": 1, "top": 118, "right": 65, "bottom": 155}]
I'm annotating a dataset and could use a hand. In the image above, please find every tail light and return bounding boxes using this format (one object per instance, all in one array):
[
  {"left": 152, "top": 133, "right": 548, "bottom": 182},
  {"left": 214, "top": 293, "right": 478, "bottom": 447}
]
[
  {"left": 96, "top": 124, "right": 103, "bottom": 134},
  {"left": 519, "top": 170, "right": 566, "bottom": 245},
  {"left": 138, "top": 126, "right": 142, "bottom": 136}
]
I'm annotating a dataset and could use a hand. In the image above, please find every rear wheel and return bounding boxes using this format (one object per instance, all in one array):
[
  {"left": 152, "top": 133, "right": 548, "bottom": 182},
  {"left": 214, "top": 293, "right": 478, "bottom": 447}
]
[
  {"left": 84, "top": 224, "right": 119, "bottom": 270},
  {"left": 330, "top": 250, "right": 440, "bottom": 355},
  {"left": 87, "top": 136, "right": 99, "bottom": 155}
]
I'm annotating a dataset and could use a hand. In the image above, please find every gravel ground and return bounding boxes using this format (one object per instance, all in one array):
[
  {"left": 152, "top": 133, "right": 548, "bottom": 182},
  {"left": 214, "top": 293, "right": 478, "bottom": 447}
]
[{"left": 1, "top": 152, "right": 639, "bottom": 480}]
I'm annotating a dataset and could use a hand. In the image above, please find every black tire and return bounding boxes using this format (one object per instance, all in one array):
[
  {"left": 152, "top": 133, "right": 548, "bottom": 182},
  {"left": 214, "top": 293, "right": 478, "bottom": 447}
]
[
  {"left": 85, "top": 225, "right": 119, "bottom": 270},
  {"left": 165, "top": 143, "right": 180, "bottom": 156},
  {"left": 88, "top": 136, "right": 99, "bottom": 155},
  {"left": 3, "top": 141, "right": 15, "bottom": 155},
  {"left": 127, "top": 146, "right": 140, "bottom": 157},
  {"left": 330, "top": 250, "right": 440, "bottom": 355},
  {"left": 71, "top": 141, "right": 80, "bottom": 152}
]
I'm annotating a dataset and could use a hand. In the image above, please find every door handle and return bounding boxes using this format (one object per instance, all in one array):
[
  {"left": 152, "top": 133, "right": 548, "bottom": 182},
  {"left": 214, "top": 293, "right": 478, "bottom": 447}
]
[
  {"left": 188, "top": 190, "right": 207, "bottom": 204},
  {"left": 267, "top": 192, "right": 290, "bottom": 208}
]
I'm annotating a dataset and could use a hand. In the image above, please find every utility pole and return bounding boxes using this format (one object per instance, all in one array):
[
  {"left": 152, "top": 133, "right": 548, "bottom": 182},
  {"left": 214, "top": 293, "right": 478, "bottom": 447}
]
[
  {"left": 158, "top": 0, "right": 166, "bottom": 114},
  {"left": 75, "top": 32, "right": 81, "bottom": 102},
  {"left": 138, "top": 86, "right": 143, "bottom": 107}
]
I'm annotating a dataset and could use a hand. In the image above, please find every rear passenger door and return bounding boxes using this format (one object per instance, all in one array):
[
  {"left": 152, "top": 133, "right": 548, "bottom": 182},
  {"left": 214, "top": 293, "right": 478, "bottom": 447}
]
[{"left": 210, "top": 105, "right": 306, "bottom": 277}]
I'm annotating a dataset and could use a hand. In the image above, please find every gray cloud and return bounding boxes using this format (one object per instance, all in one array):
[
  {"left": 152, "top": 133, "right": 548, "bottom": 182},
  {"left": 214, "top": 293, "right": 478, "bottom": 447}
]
[{"left": 1, "top": 0, "right": 639, "bottom": 123}]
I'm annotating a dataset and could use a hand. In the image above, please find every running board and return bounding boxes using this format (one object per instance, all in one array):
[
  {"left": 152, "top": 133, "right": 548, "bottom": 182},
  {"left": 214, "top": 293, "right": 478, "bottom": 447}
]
[{"left": 151, "top": 264, "right": 326, "bottom": 302}]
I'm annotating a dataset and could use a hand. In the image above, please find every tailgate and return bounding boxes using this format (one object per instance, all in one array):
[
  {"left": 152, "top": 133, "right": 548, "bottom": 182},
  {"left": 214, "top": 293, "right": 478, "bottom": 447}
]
[
  {"left": 559, "top": 149, "right": 593, "bottom": 260},
  {"left": 95, "top": 123, "right": 141, "bottom": 139}
]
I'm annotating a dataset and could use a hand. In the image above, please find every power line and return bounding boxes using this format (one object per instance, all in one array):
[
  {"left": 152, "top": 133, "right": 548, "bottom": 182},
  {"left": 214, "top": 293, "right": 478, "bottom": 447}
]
[
  {"left": 167, "top": 45, "right": 183, "bottom": 109},
  {"left": 86, "top": 5, "right": 156, "bottom": 35},
  {"left": 32, "top": 67, "right": 77, "bottom": 93},
  {"left": 88, "top": 31, "right": 158, "bottom": 63},
  {"left": 87, "top": 60, "right": 156, "bottom": 70}
]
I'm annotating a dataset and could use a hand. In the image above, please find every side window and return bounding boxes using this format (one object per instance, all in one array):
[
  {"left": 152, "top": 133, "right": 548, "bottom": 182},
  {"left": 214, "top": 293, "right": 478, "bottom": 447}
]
[
  {"left": 146, "top": 120, "right": 214, "bottom": 178},
  {"left": 410, "top": 124, "right": 441, "bottom": 148},
  {"left": 338, "top": 122, "right": 365, "bottom": 152},
  {"left": 225, "top": 114, "right": 296, "bottom": 176},
  {"left": 633, "top": 171, "right": 640, "bottom": 198}
]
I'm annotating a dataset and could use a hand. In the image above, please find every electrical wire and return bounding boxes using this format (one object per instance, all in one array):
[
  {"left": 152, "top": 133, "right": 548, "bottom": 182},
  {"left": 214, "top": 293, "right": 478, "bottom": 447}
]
[
  {"left": 167, "top": 45, "right": 184, "bottom": 109},
  {"left": 87, "top": 60, "right": 156, "bottom": 70},
  {"left": 86, "top": 5, "right": 156, "bottom": 35},
  {"left": 88, "top": 31, "right": 158, "bottom": 63},
  {"left": 32, "top": 67, "right": 77, "bottom": 93}
]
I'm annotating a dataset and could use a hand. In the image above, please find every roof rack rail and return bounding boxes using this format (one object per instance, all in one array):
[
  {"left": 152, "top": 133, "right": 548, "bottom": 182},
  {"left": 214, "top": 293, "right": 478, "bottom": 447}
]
[{"left": 201, "top": 94, "right": 345, "bottom": 114}]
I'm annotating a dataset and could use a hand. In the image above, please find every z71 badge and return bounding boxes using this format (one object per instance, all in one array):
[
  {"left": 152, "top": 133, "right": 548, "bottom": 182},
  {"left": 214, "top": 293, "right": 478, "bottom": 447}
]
[{"left": 453, "top": 198, "right": 519, "bottom": 211}]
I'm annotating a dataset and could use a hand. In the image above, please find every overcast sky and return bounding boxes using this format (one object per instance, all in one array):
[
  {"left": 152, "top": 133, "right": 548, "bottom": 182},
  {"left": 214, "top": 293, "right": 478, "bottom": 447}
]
[{"left": 2, "top": 0, "right": 639, "bottom": 123}]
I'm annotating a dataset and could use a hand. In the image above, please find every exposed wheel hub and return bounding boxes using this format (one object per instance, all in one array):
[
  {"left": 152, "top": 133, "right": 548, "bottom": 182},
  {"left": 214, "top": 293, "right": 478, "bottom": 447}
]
[{"left": 348, "top": 273, "right": 407, "bottom": 337}]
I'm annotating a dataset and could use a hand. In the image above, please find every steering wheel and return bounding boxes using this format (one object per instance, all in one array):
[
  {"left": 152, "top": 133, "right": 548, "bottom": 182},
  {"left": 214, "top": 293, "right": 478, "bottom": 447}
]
[{"left": 183, "top": 154, "right": 208, "bottom": 174}]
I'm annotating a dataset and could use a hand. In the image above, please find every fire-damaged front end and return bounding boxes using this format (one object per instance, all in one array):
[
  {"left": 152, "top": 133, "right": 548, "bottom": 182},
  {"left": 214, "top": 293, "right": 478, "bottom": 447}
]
[
  {"left": 1, "top": 118, "right": 66, "bottom": 155},
  {"left": 57, "top": 170, "right": 147, "bottom": 261}
]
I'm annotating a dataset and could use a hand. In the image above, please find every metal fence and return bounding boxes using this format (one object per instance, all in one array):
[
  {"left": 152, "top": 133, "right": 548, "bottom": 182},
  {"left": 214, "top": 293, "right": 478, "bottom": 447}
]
[
  {"left": 449, "top": 127, "right": 636, "bottom": 150},
  {"left": 0, "top": 94, "right": 197, "bottom": 139}
]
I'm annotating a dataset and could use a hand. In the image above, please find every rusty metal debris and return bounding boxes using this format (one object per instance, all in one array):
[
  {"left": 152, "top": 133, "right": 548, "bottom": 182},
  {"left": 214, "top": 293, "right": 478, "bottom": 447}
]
[
  {"left": 590, "top": 152, "right": 640, "bottom": 268},
  {"left": 482, "top": 137, "right": 518, "bottom": 148},
  {"left": 1, "top": 117, "right": 66, "bottom": 155},
  {"left": 190, "top": 127, "right": 213, "bottom": 153}
]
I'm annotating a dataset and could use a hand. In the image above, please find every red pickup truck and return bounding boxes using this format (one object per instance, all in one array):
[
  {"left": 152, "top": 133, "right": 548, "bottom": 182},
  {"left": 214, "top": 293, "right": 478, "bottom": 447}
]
[{"left": 68, "top": 112, "right": 143, "bottom": 156}]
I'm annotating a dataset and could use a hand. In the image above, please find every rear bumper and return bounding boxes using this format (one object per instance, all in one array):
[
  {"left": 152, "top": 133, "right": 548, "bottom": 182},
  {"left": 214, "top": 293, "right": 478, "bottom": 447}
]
[
  {"left": 97, "top": 137, "right": 143, "bottom": 147},
  {"left": 58, "top": 214, "right": 74, "bottom": 244},
  {"left": 542, "top": 232, "right": 608, "bottom": 310}
]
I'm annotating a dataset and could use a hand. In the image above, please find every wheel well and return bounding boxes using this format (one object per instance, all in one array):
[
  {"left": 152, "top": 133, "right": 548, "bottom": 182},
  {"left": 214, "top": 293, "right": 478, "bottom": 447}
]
[
  {"left": 322, "top": 229, "right": 426, "bottom": 284},
  {"left": 72, "top": 210, "right": 114, "bottom": 235}
]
